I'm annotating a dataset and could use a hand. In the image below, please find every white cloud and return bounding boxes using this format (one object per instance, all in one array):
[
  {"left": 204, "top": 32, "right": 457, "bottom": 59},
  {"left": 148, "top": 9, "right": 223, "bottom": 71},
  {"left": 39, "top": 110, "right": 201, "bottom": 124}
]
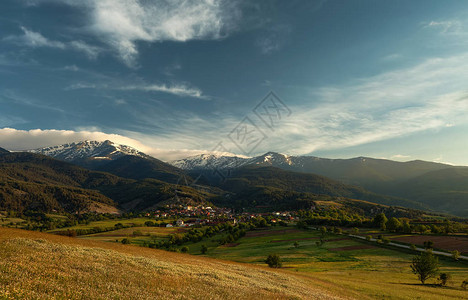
[
  {"left": 69, "top": 41, "right": 101, "bottom": 59},
  {"left": 65, "top": 81, "right": 207, "bottom": 99},
  {"left": 0, "top": 127, "right": 152, "bottom": 153},
  {"left": 4, "top": 27, "right": 102, "bottom": 59},
  {"left": 120, "top": 83, "right": 206, "bottom": 99},
  {"left": 31, "top": 0, "right": 241, "bottom": 67},
  {"left": 4, "top": 26, "right": 66, "bottom": 49}
]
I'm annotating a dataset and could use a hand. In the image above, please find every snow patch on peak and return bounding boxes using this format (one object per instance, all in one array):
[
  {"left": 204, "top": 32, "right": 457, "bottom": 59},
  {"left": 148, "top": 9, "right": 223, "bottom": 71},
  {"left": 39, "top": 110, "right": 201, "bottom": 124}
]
[{"left": 28, "top": 140, "right": 149, "bottom": 162}]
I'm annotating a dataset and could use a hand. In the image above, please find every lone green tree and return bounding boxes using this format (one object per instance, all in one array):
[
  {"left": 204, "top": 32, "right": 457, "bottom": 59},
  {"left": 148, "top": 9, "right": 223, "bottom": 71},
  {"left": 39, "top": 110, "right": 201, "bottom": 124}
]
[
  {"left": 200, "top": 244, "right": 208, "bottom": 254},
  {"left": 373, "top": 213, "right": 388, "bottom": 231},
  {"left": 265, "top": 254, "right": 282, "bottom": 268},
  {"left": 386, "top": 217, "right": 401, "bottom": 232},
  {"left": 411, "top": 251, "right": 439, "bottom": 284}
]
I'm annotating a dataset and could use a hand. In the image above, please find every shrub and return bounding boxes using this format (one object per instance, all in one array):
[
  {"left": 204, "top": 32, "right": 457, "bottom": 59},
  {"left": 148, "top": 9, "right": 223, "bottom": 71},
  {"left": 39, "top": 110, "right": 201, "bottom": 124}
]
[
  {"left": 133, "top": 230, "right": 143, "bottom": 237},
  {"left": 438, "top": 273, "right": 451, "bottom": 286},
  {"left": 423, "top": 241, "right": 434, "bottom": 250},
  {"left": 181, "top": 246, "right": 189, "bottom": 253},
  {"left": 366, "top": 235, "right": 372, "bottom": 241},
  {"left": 144, "top": 221, "right": 155, "bottom": 227},
  {"left": 121, "top": 238, "right": 131, "bottom": 245},
  {"left": 451, "top": 250, "right": 461, "bottom": 261},
  {"left": 201, "top": 244, "right": 208, "bottom": 254},
  {"left": 411, "top": 251, "right": 439, "bottom": 284},
  {"left": 410, "top": 244, "right": 417, "bottom": 251},
  {"left": 265, "top": 254, "right": 282, "bottom": 268},
  {"left": 462, "top": 280, "right": 468, "bottom": 290},
  {"left": 293, "top": 241, "right": 299, "bottom": 248}
]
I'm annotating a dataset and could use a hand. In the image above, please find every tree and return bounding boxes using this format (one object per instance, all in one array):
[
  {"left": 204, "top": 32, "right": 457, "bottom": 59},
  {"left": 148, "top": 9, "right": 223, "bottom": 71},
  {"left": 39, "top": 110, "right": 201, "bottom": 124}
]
[
  {"left": 121, "top": 238, "right": 131, "bottom": 244},
  {"left": 373, "top": 213, "right": 388, "bottom": 230},
  {"left": 201, "top": 244, "right": 208, "bottom": 254},
  {"left": 451, "top": 250, "right": 461, "bottom": 261},
  {"left": 293, "top": 241, "right": 299, "bottom": 248},
  {"left": 438, "top": 273, "right": 451, "bottom": 286},
  {"left": 181, "top": 246, "right": 189, "bottom": 253},
  {"left": 411, "top": 252, "right": 439, "bottom": 284},
  {"left": 265, "top": 254, "right": 282, "bottom": 268},
  {"left": 386, "top": 217, "right": 401, "bottom": 232},
  {"left": 423, "top": 240, "right": 434, "bottom": 250}
]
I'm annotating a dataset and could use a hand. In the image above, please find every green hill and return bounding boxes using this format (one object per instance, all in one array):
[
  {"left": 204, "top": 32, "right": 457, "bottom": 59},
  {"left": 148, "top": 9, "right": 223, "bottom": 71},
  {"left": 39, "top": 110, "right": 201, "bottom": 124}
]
[
  {"left": 381, "top": 168, "right": 468, "bottom": 217},
  {"left": 0, "top": 152, "right": 214, "bottom": 213},
  {"left": 97, "top": 155, "right": 186, "bottom": 183},
  {"left": 216, "top": 166, "right": 426, "bottom": 210}
]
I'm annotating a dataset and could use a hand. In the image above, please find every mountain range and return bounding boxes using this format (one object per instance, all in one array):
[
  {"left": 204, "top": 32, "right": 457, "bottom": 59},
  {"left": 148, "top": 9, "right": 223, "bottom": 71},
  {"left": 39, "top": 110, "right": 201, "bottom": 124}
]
[{"left": 0, "top": 141, "right": 465, "bottom": 216}]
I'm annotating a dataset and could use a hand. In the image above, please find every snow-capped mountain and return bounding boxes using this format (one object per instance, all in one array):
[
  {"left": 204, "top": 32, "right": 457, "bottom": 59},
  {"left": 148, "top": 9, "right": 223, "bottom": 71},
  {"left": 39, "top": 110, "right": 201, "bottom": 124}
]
[
  {"left": 28, "top": 140, "right": 151, "bottom": 163},
  {"left": 170, "top": 151, "right": 453, "bottom": 188},
  {"left": 170, "top": 153, "right": 251, "bottom": 170},
  {"left": 170, "top": 152, "right": 298, "bottom": 170}
]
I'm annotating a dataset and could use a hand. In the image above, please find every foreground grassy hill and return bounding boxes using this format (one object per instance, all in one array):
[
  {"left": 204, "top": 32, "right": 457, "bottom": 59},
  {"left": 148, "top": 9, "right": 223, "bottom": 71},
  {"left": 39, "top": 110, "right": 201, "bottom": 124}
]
[{"left": 0, "top": 228, "right": 350, "bottom": 299}]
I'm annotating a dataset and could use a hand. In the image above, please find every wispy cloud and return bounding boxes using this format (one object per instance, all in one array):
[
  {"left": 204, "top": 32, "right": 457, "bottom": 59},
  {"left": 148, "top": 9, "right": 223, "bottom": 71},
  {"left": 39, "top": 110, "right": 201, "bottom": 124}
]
[
  {"left": 255, "top": 24, "right": 291, "bottom": 54},
  {"left": 65, "top": 81, "right": 207, "bottom": 99},
  {"left": 120, "top": 83, "right": 206, "bottom": 99},
  {"left": 4, "top": 26, "right": 66, "bottom": 49},
  {"left": 4, "top": 27, "right": 102, "bottom": 59},
  {"left": 26, "top": 0, "right": 242, "bottom": 67},
  {"left": 126, "top": 53, "right": 468, "bottom": 158}
]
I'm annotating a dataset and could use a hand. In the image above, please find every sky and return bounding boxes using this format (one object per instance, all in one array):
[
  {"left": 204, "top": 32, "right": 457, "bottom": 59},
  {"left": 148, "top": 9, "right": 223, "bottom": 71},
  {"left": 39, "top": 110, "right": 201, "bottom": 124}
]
[{"left": 0, "top": 0, "right": 468, "bottom": 165}]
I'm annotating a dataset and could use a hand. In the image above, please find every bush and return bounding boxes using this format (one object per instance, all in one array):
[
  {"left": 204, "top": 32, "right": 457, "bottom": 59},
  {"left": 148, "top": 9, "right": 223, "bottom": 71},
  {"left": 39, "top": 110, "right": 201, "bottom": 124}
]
[
  {"left": 265, "top": 254, "right": 282, "bottom": 268},
  {"left": 121, "top": 238, "right": 131, "bottom": 245},
  {"left": 133, "top": 230, "right": 143, "bottom": 236},
  {"left": 144, "top": 221, "right": 155, "bottom": 227},
  {"left": 411, "top": 251, "right": 439, "bottom": 284},
  {"left": 451, "top": 250, "right": 461, "bottom": 261},
  {"left": 293, "top": 241, "right": 299, "bottom": 248},
  {"left": 201, "top": 244, "right": 208, "bottom": 254},
  {"left": 462, "top": 279, "right": 468, "bottom": 290},
  {"left": 438, "top": 273, "right": 451, "bottom": 286},
  {"left": 181, "top": 246, "right": 189, "bottom": 253},
  {"left": 410, "top": 244, "right": 417, "bottom": 251},
  {"left": 366, "top": 235, "right": 372, "bottom": 241},
  {"left": 423, "top": 240, "right": 434, "bottom": 250}
]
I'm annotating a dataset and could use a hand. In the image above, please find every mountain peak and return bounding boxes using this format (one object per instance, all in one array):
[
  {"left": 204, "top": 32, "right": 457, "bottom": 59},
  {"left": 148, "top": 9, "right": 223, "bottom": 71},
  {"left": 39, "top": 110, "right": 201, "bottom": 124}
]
[
  {"left": 0, "top": 147, "right": 9, "bottom": 154},
  {"left": 28, "top": 140, "right": 150, "bottom": 163}
]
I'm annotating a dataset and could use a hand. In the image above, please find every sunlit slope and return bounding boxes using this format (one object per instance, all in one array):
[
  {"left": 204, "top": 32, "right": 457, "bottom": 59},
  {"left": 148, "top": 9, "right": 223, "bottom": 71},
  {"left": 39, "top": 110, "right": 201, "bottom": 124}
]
[{"left": 0, "top": 228, "right": 351, "bottom": 300}]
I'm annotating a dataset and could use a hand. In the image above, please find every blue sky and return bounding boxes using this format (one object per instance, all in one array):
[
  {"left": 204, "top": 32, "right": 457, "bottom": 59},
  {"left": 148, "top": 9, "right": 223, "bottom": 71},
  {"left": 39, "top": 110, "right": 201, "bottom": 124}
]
[{"left": 0, "top": 0, "right": 467, "bottom": 164}]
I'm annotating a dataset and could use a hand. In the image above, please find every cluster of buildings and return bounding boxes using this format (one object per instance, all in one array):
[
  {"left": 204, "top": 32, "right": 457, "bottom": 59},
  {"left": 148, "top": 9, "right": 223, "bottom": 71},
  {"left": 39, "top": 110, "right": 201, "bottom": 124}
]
[{"left": 144, "top": 205, "right": 297, "bottom": 227}]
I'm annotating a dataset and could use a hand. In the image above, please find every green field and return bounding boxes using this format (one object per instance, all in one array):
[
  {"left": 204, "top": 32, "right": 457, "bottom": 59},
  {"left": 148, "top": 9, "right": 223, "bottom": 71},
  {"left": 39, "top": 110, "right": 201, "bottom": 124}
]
[
  {"left": 47, "top": 217, "right": 173, "bottom": 233},
  {"left": 192, "top": 226, "right": 468, "bottom": 299},
  {"left": 80, "top": 226, "right": 184, "bottom": 245}
]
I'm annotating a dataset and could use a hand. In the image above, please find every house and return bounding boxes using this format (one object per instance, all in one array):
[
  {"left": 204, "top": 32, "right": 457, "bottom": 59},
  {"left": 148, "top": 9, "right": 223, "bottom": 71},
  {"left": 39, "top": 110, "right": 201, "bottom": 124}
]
[{"left": 166, "top": 224, "right": 173, "bottom": 228}]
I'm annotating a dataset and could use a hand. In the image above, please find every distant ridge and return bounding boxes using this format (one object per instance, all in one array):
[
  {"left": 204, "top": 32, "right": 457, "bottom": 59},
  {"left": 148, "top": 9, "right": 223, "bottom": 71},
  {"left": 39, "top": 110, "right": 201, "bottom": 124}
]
[{"left": 0, "top": 147, "right": 9, "bottom": 154}]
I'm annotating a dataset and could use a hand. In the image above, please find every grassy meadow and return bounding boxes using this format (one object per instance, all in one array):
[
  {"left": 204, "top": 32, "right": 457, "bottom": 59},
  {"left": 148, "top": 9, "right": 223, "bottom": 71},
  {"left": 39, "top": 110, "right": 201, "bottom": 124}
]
[{"left": 0, "top": 228, "right": 349, "bottom": 300}]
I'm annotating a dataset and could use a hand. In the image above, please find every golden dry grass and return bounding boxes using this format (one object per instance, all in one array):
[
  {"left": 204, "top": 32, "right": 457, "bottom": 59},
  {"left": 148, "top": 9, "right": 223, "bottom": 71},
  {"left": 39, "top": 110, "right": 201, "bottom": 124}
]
[{"left": 0, "top": 228, "right": 353, "bottom": 299}]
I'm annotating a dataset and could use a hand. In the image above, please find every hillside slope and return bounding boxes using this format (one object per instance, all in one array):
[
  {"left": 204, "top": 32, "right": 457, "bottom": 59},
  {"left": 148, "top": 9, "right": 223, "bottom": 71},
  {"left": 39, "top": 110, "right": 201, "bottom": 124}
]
[
  {"left": 0, "top": 228, "right": 349, "bottom": 300},
  {"left": 0, "top": 152, "right": 213, "bottom": 213},
  {"left": 217, "top": 166, "right": 426, "bottom": 210},
  {"left": 382, "top": 168, "right": 468, "bottom": 217}
]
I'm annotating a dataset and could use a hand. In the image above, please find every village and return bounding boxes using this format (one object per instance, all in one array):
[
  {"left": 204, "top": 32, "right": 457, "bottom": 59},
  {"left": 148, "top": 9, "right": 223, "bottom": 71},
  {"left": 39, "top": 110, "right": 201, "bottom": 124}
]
[{"left": 144, "top": 204, "right": 297, "bottom": 228}]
